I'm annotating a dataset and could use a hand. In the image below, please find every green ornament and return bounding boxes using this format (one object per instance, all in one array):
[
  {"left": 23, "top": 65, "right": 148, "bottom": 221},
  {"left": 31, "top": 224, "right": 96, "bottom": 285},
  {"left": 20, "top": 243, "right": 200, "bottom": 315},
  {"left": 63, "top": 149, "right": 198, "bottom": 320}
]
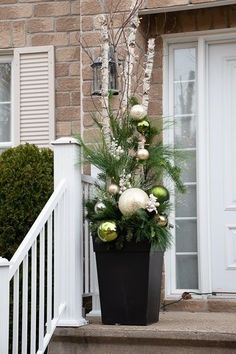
[
  {"left": 137, "top": 120, "right": 150, "bottom": 135},
  {"left": 150, "top": 185, "right": 170, "bottom": 204},
  {"left": 98, "top": 221, "right": 118, "bottom": 242}
]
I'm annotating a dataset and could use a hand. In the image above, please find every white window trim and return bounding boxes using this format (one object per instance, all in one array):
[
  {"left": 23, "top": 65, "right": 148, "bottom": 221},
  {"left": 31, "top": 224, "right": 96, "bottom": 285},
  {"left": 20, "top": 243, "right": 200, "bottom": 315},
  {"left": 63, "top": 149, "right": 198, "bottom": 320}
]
[
  {"left": 163, "top": 29, "right": 236, "bottom": 298},
  {"left": 0, "top": 55, "right": 13, "bottom": 149}
]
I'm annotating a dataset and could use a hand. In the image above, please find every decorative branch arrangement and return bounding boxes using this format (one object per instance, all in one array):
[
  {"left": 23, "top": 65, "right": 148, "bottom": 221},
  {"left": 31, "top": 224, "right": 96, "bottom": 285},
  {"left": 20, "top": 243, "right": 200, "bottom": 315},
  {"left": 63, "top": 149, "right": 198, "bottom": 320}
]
[{"left": 78, "top": 2, "right": 185, "bottom": 250}]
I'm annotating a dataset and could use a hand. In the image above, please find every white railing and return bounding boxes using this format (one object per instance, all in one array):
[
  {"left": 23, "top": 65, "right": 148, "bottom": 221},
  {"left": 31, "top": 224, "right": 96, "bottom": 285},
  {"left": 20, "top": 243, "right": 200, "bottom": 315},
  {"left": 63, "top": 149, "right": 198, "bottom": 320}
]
[
  {"left": 82, "top": 176, "right": 101, "bottom": 316},
  {"left": 0, "top": 137, "right": 87, "bottom": 354}
]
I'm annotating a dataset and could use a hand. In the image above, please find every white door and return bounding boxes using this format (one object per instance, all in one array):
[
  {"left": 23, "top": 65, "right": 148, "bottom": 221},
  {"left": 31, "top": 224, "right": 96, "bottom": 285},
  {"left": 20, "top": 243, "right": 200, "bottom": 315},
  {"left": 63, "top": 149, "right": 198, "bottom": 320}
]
[{"left": 208, "top": 42, "right": 236, "bottom": 292}]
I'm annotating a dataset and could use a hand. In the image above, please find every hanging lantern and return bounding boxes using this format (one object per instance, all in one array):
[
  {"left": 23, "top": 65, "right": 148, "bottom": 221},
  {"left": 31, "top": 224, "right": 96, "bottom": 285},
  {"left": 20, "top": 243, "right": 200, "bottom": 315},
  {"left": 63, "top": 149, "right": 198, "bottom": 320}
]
[{"left": 91, "top": 47, "right": 118, "bottom": 95}]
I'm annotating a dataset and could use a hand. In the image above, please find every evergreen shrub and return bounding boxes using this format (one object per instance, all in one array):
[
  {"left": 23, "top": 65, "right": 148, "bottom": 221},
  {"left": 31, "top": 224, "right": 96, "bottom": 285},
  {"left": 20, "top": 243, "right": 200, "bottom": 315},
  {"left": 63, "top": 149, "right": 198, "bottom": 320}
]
[{"left": 0, "top": 144, "right": 53, "bottom": 259}]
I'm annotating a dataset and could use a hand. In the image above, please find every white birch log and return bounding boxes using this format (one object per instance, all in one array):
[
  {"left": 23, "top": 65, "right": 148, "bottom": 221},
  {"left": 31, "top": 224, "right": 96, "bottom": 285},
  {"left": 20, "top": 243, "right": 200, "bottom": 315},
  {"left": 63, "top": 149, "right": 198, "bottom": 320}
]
[
  {"left": 142, "top": 38, "right": 155, "bottom": 113},
  {"left": 121, "top": 2, "right": 140, "bottom": 116},
  {"left": 99, "top": 14, "right": 111, "bottom": 145}
]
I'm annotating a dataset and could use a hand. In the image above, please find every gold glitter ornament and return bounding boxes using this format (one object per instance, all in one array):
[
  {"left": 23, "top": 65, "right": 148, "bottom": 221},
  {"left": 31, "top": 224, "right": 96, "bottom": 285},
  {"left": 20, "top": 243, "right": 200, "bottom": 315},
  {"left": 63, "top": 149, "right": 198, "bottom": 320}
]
[
  {"left": 129, "top": 104, "right": 146, "bottom": 121},
  {"left": 137, "top": 148, "right": 149, "bottom": 160},
  {"left": 108, "top": 184, "right": 119, "bottom": 195},
  {"left": 157, "top": 215, "right": 168, "bottom": 227}
]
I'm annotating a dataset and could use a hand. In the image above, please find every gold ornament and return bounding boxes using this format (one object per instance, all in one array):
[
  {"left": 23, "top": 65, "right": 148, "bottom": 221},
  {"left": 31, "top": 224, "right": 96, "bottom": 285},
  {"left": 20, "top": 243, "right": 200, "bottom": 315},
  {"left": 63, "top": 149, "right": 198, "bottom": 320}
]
[
  {"left": 130, "top": 104, "right": 146, "bottom": 121},
  {"left": 94, "top": 201, "right": 106, "bottom": 213},
  {"left": 157, "top": 215, "right": 168, "bottom": 227},
  {"left": 137, "top": 148, "right": 149, "bottom": 160},
  {"left": 137, "top": 120, "right": 150, "bottom": 135},
  {"left": 98, "top": 221, "right": 118, "bottom": 242},
  {"left": 108, "top": 184, "right": 119, "bottom": 195},
  {"left": 150, "top": 185, "right": 170, "bottom": 204},
  {"left": 118, "top": 188, "right": 149, "bottom": 216}
]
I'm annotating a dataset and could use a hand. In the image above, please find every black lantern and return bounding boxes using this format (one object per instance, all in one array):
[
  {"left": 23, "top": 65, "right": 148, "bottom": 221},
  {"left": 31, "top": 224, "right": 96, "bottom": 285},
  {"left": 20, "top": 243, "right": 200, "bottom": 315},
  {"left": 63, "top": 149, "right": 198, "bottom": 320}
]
[{"left": 91, "top": 47, "right": 118, "bottom": 95}]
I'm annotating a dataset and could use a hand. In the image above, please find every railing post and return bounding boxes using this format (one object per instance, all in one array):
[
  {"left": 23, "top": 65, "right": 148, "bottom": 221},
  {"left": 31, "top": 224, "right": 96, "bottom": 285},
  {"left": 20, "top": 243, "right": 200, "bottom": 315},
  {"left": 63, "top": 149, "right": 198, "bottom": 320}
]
[
  {"left": 0, "top": 257, "right": 10, "bottom": 353},
  {"left": 52, "top": 137, "right": 87, "bottom": 326}
]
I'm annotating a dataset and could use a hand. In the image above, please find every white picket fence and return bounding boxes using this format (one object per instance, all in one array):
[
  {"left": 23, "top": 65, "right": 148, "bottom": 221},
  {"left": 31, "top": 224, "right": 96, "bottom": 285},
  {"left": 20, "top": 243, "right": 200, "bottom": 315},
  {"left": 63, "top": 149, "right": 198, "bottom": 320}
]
[{"left": 0, "top": 137, "right": 92, "bottom": 354}]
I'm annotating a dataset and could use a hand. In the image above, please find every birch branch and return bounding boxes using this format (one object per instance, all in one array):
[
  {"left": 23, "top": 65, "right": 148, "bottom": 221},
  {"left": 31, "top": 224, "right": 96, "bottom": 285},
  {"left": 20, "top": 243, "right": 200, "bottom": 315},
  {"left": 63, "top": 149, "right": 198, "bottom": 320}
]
[
  {"left": 121, "top": 1, "right": 140, "bottom": 117},
  {"left": 142, "top": 38, "right": 155, "bottom": 114},
  {"left": 99, "top": 14, "right": 111, "bottom": 145}
]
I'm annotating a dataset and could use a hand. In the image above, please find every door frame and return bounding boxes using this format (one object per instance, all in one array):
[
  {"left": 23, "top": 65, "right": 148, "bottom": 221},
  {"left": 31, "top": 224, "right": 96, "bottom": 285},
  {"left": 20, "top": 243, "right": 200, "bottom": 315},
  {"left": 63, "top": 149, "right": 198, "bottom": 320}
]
[{"left": 163, "top": 28, "right": 236, "bottom": 297}]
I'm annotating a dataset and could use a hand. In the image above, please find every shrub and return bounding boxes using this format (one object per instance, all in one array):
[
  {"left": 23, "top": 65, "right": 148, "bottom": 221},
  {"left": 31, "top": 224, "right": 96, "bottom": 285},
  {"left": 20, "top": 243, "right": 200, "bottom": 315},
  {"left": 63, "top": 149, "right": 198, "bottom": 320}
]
[{"left": 0, "top": 144, "right": 53, "bottom": 259}]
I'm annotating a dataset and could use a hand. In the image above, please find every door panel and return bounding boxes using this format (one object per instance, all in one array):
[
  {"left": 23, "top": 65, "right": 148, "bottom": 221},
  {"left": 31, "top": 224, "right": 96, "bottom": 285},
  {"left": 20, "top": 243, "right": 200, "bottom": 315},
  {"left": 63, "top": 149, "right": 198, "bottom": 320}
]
[{"left": 209, "top": 42, "right": 236, "bottom": 292}]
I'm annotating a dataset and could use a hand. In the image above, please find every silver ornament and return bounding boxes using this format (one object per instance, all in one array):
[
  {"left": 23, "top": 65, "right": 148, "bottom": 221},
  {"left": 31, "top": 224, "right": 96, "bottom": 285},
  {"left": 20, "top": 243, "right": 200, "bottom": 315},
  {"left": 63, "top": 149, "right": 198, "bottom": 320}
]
[
  {"left": 137, "top": 148, "right": 149, "bottom": 160},
  {"left": 118, "top": 188, "right": 149, "bottom": 216},
  {"left": 94, "top": 201, "right": 106, "bottom": 213},
  {"left": 130, "top": 104, "right": 146, "bottom": 121},
  {"left": 108, "top": 184, "right": 120, "bottom": 195}
]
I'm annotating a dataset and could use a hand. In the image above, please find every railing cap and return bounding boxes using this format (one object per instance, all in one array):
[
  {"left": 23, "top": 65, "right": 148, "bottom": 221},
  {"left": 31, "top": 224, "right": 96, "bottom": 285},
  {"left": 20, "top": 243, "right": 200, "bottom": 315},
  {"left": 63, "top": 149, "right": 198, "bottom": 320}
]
[
  {"left": 51, "top": 137, "right": 81, "bottom": 146},
  {"left": 0, "top": 257, "right": 10, "bottom": 266}
]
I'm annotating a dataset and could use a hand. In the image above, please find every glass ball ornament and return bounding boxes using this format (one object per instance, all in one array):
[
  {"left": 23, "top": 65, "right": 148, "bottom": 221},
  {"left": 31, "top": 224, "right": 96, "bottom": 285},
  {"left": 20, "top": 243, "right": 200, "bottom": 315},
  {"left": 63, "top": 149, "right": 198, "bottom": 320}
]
[
  {"left": 157, "top": 215, "right": 168, "bottom": 227},
  {"left": 97, "top": 221, "right": 118, "bottom": 242},
  {"left": 108, "top": 183, "right": 119, "bottom": 195},
  {"left": 94, "top": 201, "right": 106, "bottom": 213},
  {"left": 118, "top": 188, "right": 149, "bottom": 216},
  {"left": 137, "top": 148, "right": 149, "bottom": 160},
  {"left": 129, "top": 104, "right": 146, "bottom": 121},
  {"left": 150, "top": 185, "right": 170, "bottom": 204},
  {"left": 137, "top": 120, "right": 150, "bottom": 135}
]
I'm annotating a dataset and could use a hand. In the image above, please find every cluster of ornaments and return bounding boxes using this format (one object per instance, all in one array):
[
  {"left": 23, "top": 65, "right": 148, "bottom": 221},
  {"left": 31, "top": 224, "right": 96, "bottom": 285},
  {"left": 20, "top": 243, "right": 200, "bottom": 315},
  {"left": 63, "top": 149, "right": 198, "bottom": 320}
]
[
  {"left": 130, "top": 104, "right": 150, "bottom": 161},
  {"left": 96, "top": 185, "right": 170, "bottom": 242},
  {"left": 95, "top": 104, "right": 170, "bottom": 243}
]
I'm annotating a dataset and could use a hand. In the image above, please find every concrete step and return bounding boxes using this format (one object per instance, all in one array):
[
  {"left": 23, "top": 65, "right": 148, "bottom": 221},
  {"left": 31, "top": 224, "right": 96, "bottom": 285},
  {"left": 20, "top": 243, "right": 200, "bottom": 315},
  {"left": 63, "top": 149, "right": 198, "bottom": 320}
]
[
  {"left": 48, "top": 312, "right": 236, "bottom": 354},
  {"left": 163, "top": 297, "right": 236, "bottom": 312}
]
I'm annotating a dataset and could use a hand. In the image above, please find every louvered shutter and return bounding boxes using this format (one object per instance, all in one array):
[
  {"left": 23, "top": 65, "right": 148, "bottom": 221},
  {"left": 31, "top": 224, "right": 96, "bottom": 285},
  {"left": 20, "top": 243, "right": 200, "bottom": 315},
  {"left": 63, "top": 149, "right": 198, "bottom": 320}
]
[{"left": 14, "top": 46, "right": 55, "bottom": 147}]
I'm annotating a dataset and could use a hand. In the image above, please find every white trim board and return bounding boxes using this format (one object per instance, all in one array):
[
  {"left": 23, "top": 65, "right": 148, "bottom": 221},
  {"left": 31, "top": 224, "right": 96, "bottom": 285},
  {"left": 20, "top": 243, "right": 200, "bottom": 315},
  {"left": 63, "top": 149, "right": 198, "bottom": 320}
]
[{"left": 139, "top": 0, "right": 236, "bottom": 15}]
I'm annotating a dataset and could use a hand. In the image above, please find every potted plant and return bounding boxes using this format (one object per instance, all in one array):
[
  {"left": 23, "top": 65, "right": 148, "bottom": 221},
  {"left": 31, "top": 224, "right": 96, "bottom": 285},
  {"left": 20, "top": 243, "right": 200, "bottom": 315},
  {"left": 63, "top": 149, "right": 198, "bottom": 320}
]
[
  {"left": 79, "top": 97, "right": 184, "bottom": 325},
  {"left": 78, "top": 7, "right": 184, "bottom": 325}
]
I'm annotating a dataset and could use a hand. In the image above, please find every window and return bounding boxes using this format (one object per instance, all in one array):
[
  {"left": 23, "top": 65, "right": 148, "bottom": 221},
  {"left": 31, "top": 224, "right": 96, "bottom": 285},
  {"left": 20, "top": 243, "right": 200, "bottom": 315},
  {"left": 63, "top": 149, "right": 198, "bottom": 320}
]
[
  {"left": 0, "top": 57, "right": 12, "bottom": 152},
  {"left": 167, "top": 44, "right": 199, "bottom": 292},
  {"left": 0, "top": 47, "right": 55, "bottom": 150}
]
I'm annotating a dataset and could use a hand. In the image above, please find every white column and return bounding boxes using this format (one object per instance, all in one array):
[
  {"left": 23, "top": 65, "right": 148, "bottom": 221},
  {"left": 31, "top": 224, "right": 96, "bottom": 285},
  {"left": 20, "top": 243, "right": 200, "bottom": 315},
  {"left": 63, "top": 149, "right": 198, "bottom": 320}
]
[
  {"left": 0, "top": 257, "right": 10, "bottom": 353},
  {"left": 52, "top": 137, "right": 87, "bottom": 326}
]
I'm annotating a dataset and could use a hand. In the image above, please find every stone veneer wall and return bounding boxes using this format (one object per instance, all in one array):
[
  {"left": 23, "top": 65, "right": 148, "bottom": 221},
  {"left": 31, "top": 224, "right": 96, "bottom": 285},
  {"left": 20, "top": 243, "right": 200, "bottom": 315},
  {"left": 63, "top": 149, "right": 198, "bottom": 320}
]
[{"left": 0, "top": 0, "right": 81, "bottom": 140}]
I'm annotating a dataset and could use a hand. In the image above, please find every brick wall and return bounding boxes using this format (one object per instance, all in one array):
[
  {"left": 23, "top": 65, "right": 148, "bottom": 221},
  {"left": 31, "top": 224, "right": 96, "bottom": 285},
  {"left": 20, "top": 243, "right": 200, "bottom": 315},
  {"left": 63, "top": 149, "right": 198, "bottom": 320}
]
[{"left": 0, "top": 0, "right": 81, "bottom": 139}]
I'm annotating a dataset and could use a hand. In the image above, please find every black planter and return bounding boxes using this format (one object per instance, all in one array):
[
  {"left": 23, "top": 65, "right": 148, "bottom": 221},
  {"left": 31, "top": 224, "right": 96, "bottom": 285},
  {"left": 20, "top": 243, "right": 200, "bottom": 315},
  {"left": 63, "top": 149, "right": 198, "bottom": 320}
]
[{"left": 93, "top": 240, "right": 164, "bottom": 325}]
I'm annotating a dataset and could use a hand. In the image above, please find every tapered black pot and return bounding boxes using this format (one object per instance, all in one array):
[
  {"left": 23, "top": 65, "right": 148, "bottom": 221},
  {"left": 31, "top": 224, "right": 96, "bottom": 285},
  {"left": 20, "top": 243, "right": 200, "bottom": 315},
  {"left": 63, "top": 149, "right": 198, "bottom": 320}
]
[{"left": 94, "top": 240, "right": 164, "bottom": 325}]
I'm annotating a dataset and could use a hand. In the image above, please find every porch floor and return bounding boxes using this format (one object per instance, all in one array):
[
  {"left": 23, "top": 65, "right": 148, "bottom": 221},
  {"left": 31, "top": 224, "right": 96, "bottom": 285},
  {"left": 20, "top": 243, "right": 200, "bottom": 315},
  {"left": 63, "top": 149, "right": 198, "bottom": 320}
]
[{"left": 48, "top": 312, "right": 236, "bottom": 354}]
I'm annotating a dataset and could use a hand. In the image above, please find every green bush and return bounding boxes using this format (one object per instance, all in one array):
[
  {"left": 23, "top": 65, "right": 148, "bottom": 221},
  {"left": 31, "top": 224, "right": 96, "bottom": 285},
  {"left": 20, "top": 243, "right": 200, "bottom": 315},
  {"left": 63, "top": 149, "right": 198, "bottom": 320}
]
[{"left": 0, "top": 144, "right": 53, "bottom": 259}]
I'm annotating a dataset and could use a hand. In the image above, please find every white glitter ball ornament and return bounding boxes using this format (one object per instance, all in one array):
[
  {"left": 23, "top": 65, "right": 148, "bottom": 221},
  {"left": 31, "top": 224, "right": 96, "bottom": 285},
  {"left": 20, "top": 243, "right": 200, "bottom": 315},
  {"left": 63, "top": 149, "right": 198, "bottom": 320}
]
[
  {"left": 118, "top": 188, "right": 149, "bottom": 216},
  {"left": 129, "top": 104, "right": 146, "bottom": 121}
]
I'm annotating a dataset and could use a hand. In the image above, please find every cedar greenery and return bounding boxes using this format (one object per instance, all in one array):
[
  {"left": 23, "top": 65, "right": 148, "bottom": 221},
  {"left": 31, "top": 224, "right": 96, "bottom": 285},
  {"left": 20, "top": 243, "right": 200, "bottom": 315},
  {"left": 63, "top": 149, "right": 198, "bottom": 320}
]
[{"left": 78, "top": 97, "right": 185, "bottom": 251}]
